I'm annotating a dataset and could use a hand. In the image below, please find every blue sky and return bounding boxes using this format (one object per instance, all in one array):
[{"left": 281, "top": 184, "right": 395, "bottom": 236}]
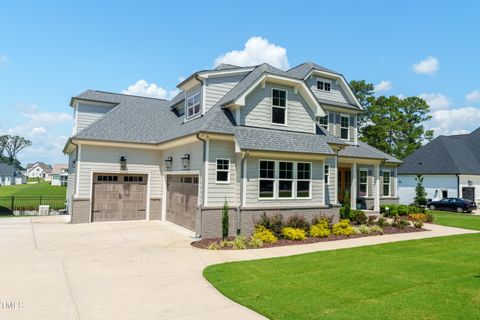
[{"left": 1, "top": 0, "right": 479, "bottom": 165}]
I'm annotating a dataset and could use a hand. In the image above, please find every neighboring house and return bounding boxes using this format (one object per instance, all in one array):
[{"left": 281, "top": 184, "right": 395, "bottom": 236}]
[
  {"left": 0, "top": 163, "right": 25, "bottom": 186},
  {"left": 64, "top": 62, "right": 401, "bottom": 238},
  {"left": 26, "top": 162, "right": 52, "bottom": 179},
  {"left": 51, "top": 164, "right": 68, "bottom": 186},
  {"left": 398, "top": 128, "right": 480, "bottom": 205}
]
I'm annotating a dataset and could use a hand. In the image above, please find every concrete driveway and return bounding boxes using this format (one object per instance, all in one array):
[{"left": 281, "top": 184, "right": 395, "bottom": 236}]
[{"left": 0, "top": 216, "right": 476, "bottom": 320}]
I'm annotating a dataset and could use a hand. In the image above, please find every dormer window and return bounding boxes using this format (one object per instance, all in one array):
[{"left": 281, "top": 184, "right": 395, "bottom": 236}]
[
  {"left": 272, "top": 89, "right": 287, "bottom": 125},
  {"left": 186, "top": 93, "right": 201, "bottom": 118},
  {"left": 317, "top": 80, "right": 331, "bottom": 92},
  {"left": 317, "top": 114, "right": 329, "bottom": 130}
]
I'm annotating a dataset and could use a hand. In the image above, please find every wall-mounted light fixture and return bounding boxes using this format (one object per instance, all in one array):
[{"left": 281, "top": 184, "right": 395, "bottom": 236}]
[
  {"left": 165, "top": 156, "right": 173, "bottom": 171},
  {"left": 120, "top": 155, "right": 127, "bottom": 170},
  {"left": 181, "top": 154, "right": 190, "bottom": 170}
]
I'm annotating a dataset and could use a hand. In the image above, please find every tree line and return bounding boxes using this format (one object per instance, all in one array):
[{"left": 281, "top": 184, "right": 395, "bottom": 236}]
[
  {"left": 349, "top": 80, "right": 433, "bottom": 160},
  {"left": 0, "top": 135, "right": 32, "bottom": 169}
]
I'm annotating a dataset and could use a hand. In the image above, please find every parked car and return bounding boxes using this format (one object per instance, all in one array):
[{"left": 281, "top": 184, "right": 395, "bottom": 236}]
[{"left": 426, "top": 198, "right": 477, "bottom": 213}]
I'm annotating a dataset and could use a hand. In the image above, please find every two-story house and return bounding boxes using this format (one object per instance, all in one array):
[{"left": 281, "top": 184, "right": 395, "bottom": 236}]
[{"left": 63, "top": 62, "right": 401, "bottom": 238}]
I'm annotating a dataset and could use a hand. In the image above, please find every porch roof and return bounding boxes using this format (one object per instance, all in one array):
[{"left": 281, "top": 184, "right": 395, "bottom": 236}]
[
  {"left": 339, "top": 141, "right": 402, "bottom": 164},
  {"left": 233, "top": 126, "right": 335, "bottom": 155}
]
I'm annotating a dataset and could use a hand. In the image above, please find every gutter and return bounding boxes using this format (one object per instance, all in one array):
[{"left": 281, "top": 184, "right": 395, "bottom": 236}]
[
  {"left": 196, "top": 133, "right": 207, "bottom": 238},
  {"left": 456, "top": 174, "right": 460, "bottom": 198}
]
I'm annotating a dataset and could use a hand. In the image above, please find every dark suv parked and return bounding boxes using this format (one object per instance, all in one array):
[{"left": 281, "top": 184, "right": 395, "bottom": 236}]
[{"left": 426, "top": 198, "right": 477, "bottom": 213}]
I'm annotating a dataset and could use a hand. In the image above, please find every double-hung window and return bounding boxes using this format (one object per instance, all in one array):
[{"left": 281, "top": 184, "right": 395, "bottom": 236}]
[
  {"left": 359, "top": 170, "right": 368, "bottom": 197},
  {"left": 259, "top": 160, "right": 275, "bottom": 198},
  {"left": 317, "top": 114, "right": 329, "bottom": 130},
  {"left": 216, "top": 159, "right": 230, "bottom": 183},
  {"left": 324, "top": 164, "right": 330, "bottom": 185},
  {"left": 278, "top": 162, "right": 293, "bottom": 198},
  {"left": 186, "top": 93, "right": 201, "bottom": 118},
  {"left": 340, "top": 115, "right": 350, "bottom": 140},
  {"left": 272, "top": 89, "right": 287, "bottom": 125},
  {"left": 297, "top": 162, "right": 311, "bottom": 198},
  {"left": 383, "top": 171, "right": 391, "bottom": 197}
]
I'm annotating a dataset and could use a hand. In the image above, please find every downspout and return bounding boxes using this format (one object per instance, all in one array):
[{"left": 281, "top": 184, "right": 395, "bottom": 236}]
[
  {"left": 456, "top": 174, "right": 460, "bottom": 198},
  {"left": 196, "top": 133, "right": 207, "bottom": 238},
  {"left": 238, "top": 151, "right": 248, "bottom": 235}
]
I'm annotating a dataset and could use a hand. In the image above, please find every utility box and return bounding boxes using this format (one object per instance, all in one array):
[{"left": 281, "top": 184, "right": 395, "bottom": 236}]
[{"left": 39, "top": 205, "right": 50, "bottom": 215}]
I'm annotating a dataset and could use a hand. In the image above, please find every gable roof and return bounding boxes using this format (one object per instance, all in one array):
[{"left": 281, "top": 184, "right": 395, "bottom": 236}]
[
  {"left": 27, "top": 162, "right": 51, "bottom": 171},
  {"left": 0, "top": 163, "right": 15, "bottom": 176},
  {"left": 398, "top": 129, "right": 480, "bottom": 175},
  {"left": 52, "top": 164, "right": 68, "bottom": 174},
  {"left": 286, "top": 62, "right": 341, "bottom": 78}
]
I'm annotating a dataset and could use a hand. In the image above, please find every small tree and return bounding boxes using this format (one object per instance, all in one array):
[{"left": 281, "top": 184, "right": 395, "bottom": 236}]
[
  {"left": 222, "top": 199, "right": 229, "bottom": 240},
  {"left": 414, "top": 174, "right": 427, "bottom": 206},
  {"left": 343, "top": 191, "right": 351, "bottom": 219}
]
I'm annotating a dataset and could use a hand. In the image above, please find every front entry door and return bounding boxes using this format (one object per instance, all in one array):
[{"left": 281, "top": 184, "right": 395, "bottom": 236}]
[{"left": 338, "top": 168, "right": 351, "bottom": 203}]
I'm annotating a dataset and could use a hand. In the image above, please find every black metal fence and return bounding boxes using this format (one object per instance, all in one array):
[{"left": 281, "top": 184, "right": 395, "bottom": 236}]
[{"left": 0, "top": 196, "right": 66, "bottom": 214}]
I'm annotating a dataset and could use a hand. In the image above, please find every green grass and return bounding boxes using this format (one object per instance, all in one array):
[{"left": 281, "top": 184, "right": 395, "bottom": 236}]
[
  {"left": 0, "top": 181, "right": 66, "bottom": 196},
  {"left": 429, "top": 210, "right": 480, "bottom": 231},
  {"left": 204, "top": 234, "right": 480, "bottom": 320}
]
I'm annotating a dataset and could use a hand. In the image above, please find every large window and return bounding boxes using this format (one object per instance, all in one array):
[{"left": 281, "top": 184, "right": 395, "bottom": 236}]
[
  {"left": 383, "top": 171, "right": 391, "bottom": 197},
  {"left": 340, "top": 115, "right": 350, "bottom": 140},
  {"left": 186, "top": 93, "right": 201, "bottom": 118},
  {"left": 259, "top": 160, "right": 275, "bottom": 198},
  {"left": 359, "top": 170, "right": 368, "bottom": 197},
  {"left": 324, "top": 164, "right": 330, "bottom": 185},
  {"left": 272, "top": 89, "right": 287, "bottom": 125},
  {"left": 216, "top": 159, "right": 230, "bottom": 183},
  {"left": 297, "top": 162, "right": 311, "bottom": 198},
  {"left": 278, "top": 162, "right": 293, "bottom": 198},
  {"left": 317, "top": 114, "right": 328, "bottom": 130}
]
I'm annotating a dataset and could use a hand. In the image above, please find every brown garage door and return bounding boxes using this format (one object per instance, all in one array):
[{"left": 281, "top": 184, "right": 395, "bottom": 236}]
[
  {"left": 166, "top": 175, "right": 198, "bottom": 231},
  {"left": 92, "top": 174, "right": 148, "bottom": 222}
]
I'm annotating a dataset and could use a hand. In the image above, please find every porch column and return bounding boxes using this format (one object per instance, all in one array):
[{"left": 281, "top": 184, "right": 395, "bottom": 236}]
[
  {"left": 350, "top": 163, "right": 357, "bottom": 210},
  {"left": 373, "top": 164, "right": 380, "bottom": 211}
]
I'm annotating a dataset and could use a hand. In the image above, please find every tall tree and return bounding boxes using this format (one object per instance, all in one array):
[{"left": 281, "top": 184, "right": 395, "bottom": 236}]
[
  {"left": 4, "top": 135, "right": 32, "bottom": 168},
  {"left": 350, "top": 80, "right": 434, "bottom": 159},
  {"left": 0, "top": 135, "right": 7, "bottom": 157}
]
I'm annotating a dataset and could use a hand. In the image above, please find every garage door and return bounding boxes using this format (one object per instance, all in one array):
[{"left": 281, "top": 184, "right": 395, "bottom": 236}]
[
  {"left": 166, "top": 175, "right": 198, "bottom": 231},
  {"left": 92, "top": 174, "right": 148, "bottom": 222},
  {"left": 462, "top": 187, "right": 475, "bottom": 202}
]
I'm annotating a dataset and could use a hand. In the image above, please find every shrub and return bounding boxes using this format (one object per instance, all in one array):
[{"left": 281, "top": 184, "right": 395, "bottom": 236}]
[
  {"left": 397, "top": 205, "right": 410, "bottom": 216},
  {"left": 353, "top": 211, "right": 368, "bottom": 225},
  {"left": 408, "top": 213, "right": 428, "bottom": 222},
  {"left": 370, "top": 225, "right": 383, "bottom": 234},
  {"left": 207, "top": 242, "right": 221, "bottom": 250},
  {"left": 332, "top": 219, "right": 354, "bottom": 236},
  {"left": 425, "top": 213, "right": 434, "bottom": 223},
  {"left": 353, "top": 227, "right": 361, "bottom": 235},
  {"left": 311, "top": 214, "right": 333, "bottom": 226},
  {"left": 358, "top": 224, "right": 371, "bottom": 234},
  {"left": 413, "top": 221, "right": 424, "bottom": 229},
  {"left": 231, "top": 234, "right": 248, "bottom": 250},
  {"left": 377, "top": 216, "right": 389, "bottom": 227},
  {"left": 252, "top": 225, "right": 278, "bottom": 244},
  {"left": 392, "top": 217, "right": 410, "bottom": 229},
  {"left": 248, "top": 237, "right": 264, "bottom": 248},
  {"left": 255, "top": 212, "right": 284, "bottom": 238},
  {"left": 282, "top": 227, "right": 306, "bottom": 240},
  {"left": 367, "top": 215, "right": 377, "bottom": 225},
  {"left": 309, "top": 221, "right": 331, "bottom": 238},
  {"left": 414, "top": 174, "right": 427, "bottom": 206},
  {"left": 222, "top": 200, "right": 229, "bottom": 240},
  {"left": 285, "top": 214, "right": 310, "bottom": 231}
]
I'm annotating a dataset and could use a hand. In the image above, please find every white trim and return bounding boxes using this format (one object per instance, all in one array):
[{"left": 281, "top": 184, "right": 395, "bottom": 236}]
[
  {"left": 215, "top": 158, "right": 230, "bottom": 184},
  {"left": 204, "top": 139, "right": 209, "bottom": 206},
  {"left": 382, "top": 169, "right": 392, "bottom": 197},
  {"left": 74, "top": 144, "right": 81, "bottom": 198},
  {"left": 271, "top": 88, "right": 288, "bottom": 126},
  {"left": 316, "top": 78, "right": 332, "bottom": 92},
  {"left": 201, "top": 83, "right": 206, "bottom": 114},
  {"left": 373, "top": 165, "right": 380, "bottom": 211},
  {"left": 317, "top": 111, "right": 329, "bottom": 131},
  {"left": 146, "top": 172, "right": 151, "bottom": 221},
  {"left": 350, "top": 163, "right": 357, "bottom": 209},
  {"left": 324, "top": 163, "right": 330, "bottom": 185},
  {"left": 340, "top": 113, "right": 350, "bottom": 140},
  {"left": 359, "top": 168, "right": 368, "bottom": 197},
  {"left": 322, "top": 159, "right": 326, "bottom": 205},
  {"left": 186, "top": 92, "right": 201, "bottom": 120},
  {"left": 296, "top": 162, "right": 312, "bottom": 199},
  {"left": 242, "top": 156, "right": 247, "bottom": 206}
]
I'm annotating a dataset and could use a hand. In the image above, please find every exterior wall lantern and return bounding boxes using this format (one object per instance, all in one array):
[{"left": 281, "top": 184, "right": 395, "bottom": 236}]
[
  {"left": 181, "top": 154, "right": 190, "bottom": 170},
  {"left": 165, "top": 156, "right": 173, "bottom": 171},
  {"left": 120, "top": 155, "right": 127, "bottom": 171}
]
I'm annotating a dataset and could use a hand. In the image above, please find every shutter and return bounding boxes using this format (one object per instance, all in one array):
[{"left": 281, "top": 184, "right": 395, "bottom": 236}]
[
  {"left": 329, "top": 112, "right": 335, "bottom": 123},
  {"left": 349, "top": 116, "right": 355, "bottom": 126}
]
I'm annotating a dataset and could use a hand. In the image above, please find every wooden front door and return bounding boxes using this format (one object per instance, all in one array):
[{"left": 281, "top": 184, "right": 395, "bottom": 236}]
[
  {"left": 337, "top": 168, "right": 351, "bottom": 203},
  {"left": 92, "top": 174, "right": 147, "bottom": 222},
  {"left": 166, "top": 175, "right": 199, "bottom": 231}
]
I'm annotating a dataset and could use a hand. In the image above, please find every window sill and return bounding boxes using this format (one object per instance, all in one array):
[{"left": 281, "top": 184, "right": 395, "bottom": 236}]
[
  {"left": 215, "top": 181, "right": 230, "bottom": 185},
  {"left": 184, "top": 114, "right": 203, "bottom": 122},
  {"left": 271, "top": 122, "right": 288, "bottom": 127}
]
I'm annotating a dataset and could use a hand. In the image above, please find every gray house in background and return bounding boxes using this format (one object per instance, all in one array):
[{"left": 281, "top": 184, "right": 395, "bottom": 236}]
[
  {"left": 0, "top": 163, "right": 26, "bottom": 186},
  {"left": 398, "top": 128, "right": 480, "bottom": 204},
  {"left": 63, "top": 62, "right": 401, "bottom": 238}
]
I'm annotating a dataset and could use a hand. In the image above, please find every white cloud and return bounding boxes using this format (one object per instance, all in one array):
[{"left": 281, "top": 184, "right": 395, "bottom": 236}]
[
  {"left": 122, "top": 79, "right": 179, "bottom": 100},
  {"left": 18, "top": 104, "right": 71, "bottom": 126},
  {"left": 412, "top": 56, "right": 439, "bottom": 75},
  {"left": 465, "top": 90, "right": 480, "bottom": 103},
  {"left": 214, "top": 36, "right": 289, "bottom": 70},
  {"left": 374, "top": 80, "right": 393, "bottom": 93},
  {"left": 426, "top": 107, "right": 480, "bottom": 136},
  {"left": 0, "top": 54, "right": 8, "bottom": 67},
  {"left": 418, "top": 93, "right": 450, "bottom": 111}
]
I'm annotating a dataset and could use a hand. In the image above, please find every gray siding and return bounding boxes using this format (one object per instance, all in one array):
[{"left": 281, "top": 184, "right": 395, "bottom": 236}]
[
  {"left": 206, "top": 140, "right": 239, "bottom": 206},
  {"left": 205, "top": 74, "right": 244, "bottom": 112},
  {"left": 244, "top": 156, "right": 325, "bottom": 208},
  {"left": 306, "top": 76, "right": 350, "bottom": 104},
  {"left": 325, "top": 156, "right": 337, "bottom": 204},
  {"left": 67, "top": 151, "right": 77, "bottom": 213},
  {"left": 78, "top": 145, "right": 162, "bottom": 198},
  {"left": 326, "top": 112, "right": 357, "bottom": 143},
  {"left": 241, "top": 83, "right": 316, "bottom": 133},
  {"left": 75, "top": 103, "right": 115, "bottom": 134}
]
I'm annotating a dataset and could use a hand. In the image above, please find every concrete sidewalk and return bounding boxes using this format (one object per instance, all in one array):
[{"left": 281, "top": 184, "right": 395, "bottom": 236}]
[{"left": 0, "top": 216, "right": 477, "bottom": 320}]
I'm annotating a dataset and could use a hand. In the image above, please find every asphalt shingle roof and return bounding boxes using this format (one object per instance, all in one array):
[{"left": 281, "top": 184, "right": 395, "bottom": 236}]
[
  {"left": 398, "top": 129, "right": 480, "bottom": 174},
  {"left": 286, "top": 62, "right": 340, "bottom": 78},
  {"left": 339, "top": 141, "right": 402, "bottom": 163},
  {"left": 0, "top": 163, "right": 15, "bottom": 176}
]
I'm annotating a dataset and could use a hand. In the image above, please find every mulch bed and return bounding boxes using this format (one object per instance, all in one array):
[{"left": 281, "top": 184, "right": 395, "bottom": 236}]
[{"left": 191, "top": 226, "right": 425, "bottom": 250}]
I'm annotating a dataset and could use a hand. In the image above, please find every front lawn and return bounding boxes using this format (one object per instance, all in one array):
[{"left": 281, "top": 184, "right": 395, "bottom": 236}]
[
  {"left": 0, "top": 181, "right": 66, "bottom": 196},
  {"left": 204, "top": 234, "right": 480, "bottom": 320},
  {"left": 429, "top": 210, "right": 480, "bottom": 231}
]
